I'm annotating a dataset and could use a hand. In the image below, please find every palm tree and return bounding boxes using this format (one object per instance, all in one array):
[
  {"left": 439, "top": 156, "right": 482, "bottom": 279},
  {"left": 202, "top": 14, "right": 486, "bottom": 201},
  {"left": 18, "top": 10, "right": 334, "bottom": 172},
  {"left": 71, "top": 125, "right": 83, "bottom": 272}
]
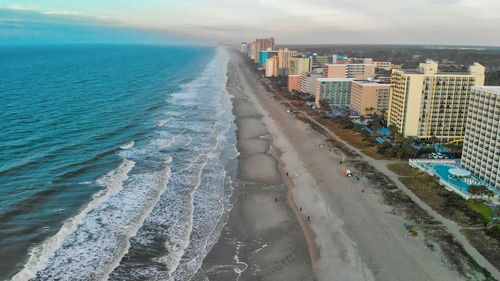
[{"left": 485, "top": 189, "right": 495, "bottom": 200}]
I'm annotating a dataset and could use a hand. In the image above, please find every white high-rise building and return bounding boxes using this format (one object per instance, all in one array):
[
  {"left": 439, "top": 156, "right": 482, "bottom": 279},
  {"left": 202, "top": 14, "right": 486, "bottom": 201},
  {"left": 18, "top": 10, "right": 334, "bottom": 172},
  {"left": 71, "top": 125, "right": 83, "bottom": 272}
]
[{"left": 462, "top": 86, "right": 500, "bottom": 189}]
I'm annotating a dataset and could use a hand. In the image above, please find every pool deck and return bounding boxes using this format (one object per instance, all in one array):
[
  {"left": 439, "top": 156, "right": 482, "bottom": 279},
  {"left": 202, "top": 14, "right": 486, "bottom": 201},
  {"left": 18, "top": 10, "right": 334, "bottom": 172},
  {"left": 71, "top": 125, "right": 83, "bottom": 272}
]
[{"left": 409, "top": 159, "right": 499, "bottom": 203}]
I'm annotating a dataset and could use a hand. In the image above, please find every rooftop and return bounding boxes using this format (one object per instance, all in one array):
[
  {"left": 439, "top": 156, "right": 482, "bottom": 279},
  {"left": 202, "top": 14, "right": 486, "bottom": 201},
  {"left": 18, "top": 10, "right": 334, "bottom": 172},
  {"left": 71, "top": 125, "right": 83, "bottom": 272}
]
[
  {"left": 472, "top": 86, "right": 500, "bottom": 95},
  {"left": 317, "top": 78, "right": 354, "bottom": 82},
  {"left": 352, "top": 80, "right": 390, "bottom": 87}
]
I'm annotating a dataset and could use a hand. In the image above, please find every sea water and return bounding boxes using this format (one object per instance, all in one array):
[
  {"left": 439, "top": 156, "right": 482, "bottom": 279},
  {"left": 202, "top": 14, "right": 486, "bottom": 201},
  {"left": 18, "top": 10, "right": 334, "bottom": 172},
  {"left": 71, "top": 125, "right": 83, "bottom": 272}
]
[{"left": 0, "top": 44, "right": 237, "bottom": 280}]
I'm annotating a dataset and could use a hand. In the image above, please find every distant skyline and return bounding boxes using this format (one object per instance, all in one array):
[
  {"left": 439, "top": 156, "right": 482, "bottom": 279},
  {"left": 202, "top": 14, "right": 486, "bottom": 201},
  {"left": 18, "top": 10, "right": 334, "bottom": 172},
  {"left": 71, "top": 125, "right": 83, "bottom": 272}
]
[{"left": 1, "top": 0, "right": 500, "bottom": 46}]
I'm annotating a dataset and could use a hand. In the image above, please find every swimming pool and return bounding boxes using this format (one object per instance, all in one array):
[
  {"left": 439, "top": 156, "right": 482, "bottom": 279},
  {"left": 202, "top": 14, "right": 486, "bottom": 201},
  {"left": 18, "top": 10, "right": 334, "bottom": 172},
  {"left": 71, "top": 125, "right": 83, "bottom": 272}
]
[{"left": 410, "top": 160, "right": 500, "bottom": 198}]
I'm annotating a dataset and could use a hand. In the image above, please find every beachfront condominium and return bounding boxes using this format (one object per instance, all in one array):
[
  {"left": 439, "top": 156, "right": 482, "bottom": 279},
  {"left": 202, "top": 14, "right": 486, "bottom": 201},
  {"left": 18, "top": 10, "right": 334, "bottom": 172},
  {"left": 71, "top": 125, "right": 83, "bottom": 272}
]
[
  {"left": 249, "top": 37, "right": 275, "bottom": 63},
  {"left": 288, "top": 75, "right": 301, "bottom": 92},
  {"left": 387, "top": 60, "right": 485, "bottom": 141},
  {"left": 300, "top": 72, "right": 322, "bottom": 95},
  {"left": 259, "top": 50, "right": 278, "bottom": 68},
  {"left": 315, "top": 78, "right": 353, "bottom": 108},
  {"left": 461, "top": 86, "right": 500, "bottom": 188},
  {"left": 278, "top": 49, "right": 298, "bottom": 71},
  {"left": 288, "top": 57, "right": 311, "bottom": 75},
  {"left": 323, "top": 63, "right": 376, "bottom": 80},
  {"left": 265, "top": 56, "right": 279, "bottom": 77},
  {"left": 350, "top": 80, "right": 391, "bottom": 116}
]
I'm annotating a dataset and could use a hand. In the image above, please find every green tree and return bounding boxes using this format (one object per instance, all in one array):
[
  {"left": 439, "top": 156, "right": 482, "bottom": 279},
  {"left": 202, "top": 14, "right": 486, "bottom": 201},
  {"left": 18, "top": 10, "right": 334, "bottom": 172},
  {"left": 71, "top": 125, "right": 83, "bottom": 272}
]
[{"left": 319, "top": 99, "right": 330, "bottom": 110}]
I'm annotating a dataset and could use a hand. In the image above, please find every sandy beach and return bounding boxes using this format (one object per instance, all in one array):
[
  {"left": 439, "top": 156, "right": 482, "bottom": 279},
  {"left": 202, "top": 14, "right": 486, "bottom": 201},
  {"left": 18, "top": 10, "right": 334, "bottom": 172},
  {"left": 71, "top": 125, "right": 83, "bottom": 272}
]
[{"left": 201, "top": 48, "right": 496, "bottom": 281}]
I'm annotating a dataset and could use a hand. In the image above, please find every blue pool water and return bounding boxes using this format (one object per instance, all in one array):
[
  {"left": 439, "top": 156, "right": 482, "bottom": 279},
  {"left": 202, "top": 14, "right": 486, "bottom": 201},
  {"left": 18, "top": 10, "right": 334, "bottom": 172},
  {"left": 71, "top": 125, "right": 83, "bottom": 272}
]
[
  {"left": 0, "top": 45, "right": 237, "bottom": 280},
  {"left": 433, "top": 165, "right": 471, "bottom": 192}
]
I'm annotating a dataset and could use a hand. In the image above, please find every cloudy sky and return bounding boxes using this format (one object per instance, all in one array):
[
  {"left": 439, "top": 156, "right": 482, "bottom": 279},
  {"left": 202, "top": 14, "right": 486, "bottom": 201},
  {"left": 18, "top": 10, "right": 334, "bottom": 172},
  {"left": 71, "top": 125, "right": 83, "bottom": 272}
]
[{"left": 1, "top": 0, "right": 500, "bottom": 45}]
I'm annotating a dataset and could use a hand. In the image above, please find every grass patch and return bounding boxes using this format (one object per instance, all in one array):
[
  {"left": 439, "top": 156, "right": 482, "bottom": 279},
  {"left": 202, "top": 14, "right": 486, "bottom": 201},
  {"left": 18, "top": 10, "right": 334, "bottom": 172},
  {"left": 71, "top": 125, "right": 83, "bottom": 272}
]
[
  {"left": 399, "top": 175, "right": 483, "bottom": 226},
  {"left": 361, "top": 147, "right": 384, "bottom": 160},
  {"left": 466, "top": 201, "right": 495, "bottom": 223},
  {"left": 387, "top": 163, "right": 422, "bottom": 177}
]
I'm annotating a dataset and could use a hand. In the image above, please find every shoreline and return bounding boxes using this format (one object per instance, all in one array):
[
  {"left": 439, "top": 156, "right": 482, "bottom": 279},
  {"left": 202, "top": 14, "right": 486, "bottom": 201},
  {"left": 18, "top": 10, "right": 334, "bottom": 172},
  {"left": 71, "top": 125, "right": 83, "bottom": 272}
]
[{"left": 200, "top": 48, "right": 314, "bottom": 280}]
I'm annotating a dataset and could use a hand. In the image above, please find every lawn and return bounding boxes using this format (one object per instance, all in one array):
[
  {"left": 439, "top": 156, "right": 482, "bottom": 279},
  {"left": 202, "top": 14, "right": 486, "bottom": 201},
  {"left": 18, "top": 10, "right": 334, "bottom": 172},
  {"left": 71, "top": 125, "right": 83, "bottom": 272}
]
[
  {"left": 466, "top": 201, "right": 496, "bottom": 223},
  {"left": 387, "top": 163, "right": 422, "bottom": 177}
]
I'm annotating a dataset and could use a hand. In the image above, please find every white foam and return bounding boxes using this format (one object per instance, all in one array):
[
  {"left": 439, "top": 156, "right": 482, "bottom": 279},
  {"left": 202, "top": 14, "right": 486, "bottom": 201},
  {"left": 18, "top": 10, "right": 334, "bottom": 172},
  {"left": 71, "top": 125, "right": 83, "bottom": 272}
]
[
  {"left": 101, "top": 161, "right": 171, "bottom": 281},
  {"left": 11, "top": 158, "right": 135, "bottom": 281},
  {"left": 156, "top": 117, "right": 172, "bottom": 127},
  {"left": 120, "top": 141, "right": 135, "bottom": 150}
]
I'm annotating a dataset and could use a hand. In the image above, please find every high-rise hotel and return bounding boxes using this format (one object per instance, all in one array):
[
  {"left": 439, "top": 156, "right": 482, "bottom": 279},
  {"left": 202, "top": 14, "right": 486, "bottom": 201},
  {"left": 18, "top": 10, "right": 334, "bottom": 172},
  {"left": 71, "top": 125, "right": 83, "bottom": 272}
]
[
  {"left": 387, "top": 60, "right": 485, "bottom": 141},
  {"left": 461, "top": 86, "right": 500, "bottom": 188}
]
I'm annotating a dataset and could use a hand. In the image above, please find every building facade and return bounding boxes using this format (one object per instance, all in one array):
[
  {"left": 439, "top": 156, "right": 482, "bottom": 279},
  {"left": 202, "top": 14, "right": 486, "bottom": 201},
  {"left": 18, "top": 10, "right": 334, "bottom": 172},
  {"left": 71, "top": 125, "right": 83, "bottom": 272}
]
[
  {"left": 288, "top": 57, "right": 311, "bottom": 75},
  {"left": 461, "top": 86, "right": 500, "bottom": 188},
  {"left": 315, "top": 78, "right": 353, "bottom": 108},
  {"left": 288, "top": 75, "right": 301, "bottom": 92},
  {"left": 350, "top": 81, "right": 391, "bottom": 116},
  {"left": 300, "top": 72, "right": 322, "bottom": 95},
  {"left": 387, "top": 60, "right": 485, "bottom": 141},
  {"left": 323, "top": 63, "right": 376, "bottom": 79},
  {"left": 254, "top": 37, "right": 275, "bottom": 63},
  {"left": 259, "top": 50, "right": 278, "bottom": 67},
  {"left": 278, "top": 49, "right": 298, "bottom": 69},
  {"left": 265, "top": 56, "right": 279, "bottom": 77}
]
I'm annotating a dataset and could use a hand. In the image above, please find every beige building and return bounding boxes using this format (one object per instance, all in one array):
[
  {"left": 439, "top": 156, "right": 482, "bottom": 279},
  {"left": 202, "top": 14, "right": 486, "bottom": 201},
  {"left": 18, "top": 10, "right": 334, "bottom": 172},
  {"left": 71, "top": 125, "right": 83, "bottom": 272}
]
[
  {"left": 265, "top": 56, "right": 279, "bottom": 77},
  {"left": 461, "top": 86, "right": 500, "bottom": 188},
  {"left": 323, "top": 63, "right": 376, "bottom": 80},
  {"left": 350, "top": 81, "right": 391, "bottom": 116},
  {"left": 255, "top": 37, "right": 275, "bottom": 62},
  {"left": 288, "top": 75, "right": 301, "bottom": 92},
  {"left": 278, "top": 49, "right": 298, "bottom": 69},
  {"left": 387, "top": 60, "right": 485, "bottom": 141},
  {"left": 374, "top": 61, "right": 402, "bottom": 71}
]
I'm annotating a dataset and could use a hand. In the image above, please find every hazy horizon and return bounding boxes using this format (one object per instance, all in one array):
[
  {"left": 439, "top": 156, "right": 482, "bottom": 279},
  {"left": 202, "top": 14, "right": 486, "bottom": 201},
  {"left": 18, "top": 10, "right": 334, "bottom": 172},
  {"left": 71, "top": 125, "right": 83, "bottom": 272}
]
[{"left": 1, "top": 1, "right": 500, "bottom": 46}]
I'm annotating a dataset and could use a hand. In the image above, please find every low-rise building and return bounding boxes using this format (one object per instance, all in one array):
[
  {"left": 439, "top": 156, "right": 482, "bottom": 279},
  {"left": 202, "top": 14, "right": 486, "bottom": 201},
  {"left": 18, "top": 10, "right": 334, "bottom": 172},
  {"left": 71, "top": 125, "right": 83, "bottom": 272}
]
[
  {"left": 315, "top": 78, "right": 353, "bottom": 108},
  {"left": 350, "top": 80, "right": 391, "bottom": 116},
  {"left": 288, "top": 75, "right": 301, "bottom": 92},
  {"left": 461, "top": 86, "right": 500, "bottom": 188}
]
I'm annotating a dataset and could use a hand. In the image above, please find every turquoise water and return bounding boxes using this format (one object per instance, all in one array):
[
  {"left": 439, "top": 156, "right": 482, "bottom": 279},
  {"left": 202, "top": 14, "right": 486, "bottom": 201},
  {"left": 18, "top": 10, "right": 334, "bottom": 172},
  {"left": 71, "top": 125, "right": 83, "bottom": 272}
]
[
  {"left": 0, "top": 45, "right": 237, "bottom": 280},
  {"left": 433, "top": 165, "right": 471, "bottom": 193}
]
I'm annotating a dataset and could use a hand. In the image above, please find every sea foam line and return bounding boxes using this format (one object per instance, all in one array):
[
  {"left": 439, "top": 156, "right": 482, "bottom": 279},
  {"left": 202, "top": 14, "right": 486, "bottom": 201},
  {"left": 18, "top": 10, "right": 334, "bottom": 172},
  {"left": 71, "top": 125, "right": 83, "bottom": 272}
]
[
  {"left": 11, "top": 159, "right": 136, "bottom": 281},
  {"left": 101, "top": 156, "right": 172, "bottom": 281}
]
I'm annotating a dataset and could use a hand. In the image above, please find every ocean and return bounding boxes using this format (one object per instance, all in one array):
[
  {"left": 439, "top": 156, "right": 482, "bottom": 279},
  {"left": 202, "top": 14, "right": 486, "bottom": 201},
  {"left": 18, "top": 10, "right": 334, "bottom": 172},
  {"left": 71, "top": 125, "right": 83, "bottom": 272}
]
[{"left": 0, "top": 45, "right": 237, "bottom": 280}]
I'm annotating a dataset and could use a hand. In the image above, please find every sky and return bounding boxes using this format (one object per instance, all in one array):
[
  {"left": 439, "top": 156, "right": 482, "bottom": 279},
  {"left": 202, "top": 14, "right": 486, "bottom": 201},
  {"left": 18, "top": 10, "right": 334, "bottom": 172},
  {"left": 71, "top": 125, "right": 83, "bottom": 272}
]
[{"left": 1, "top": 0, "right": 500, "bottom": 45}]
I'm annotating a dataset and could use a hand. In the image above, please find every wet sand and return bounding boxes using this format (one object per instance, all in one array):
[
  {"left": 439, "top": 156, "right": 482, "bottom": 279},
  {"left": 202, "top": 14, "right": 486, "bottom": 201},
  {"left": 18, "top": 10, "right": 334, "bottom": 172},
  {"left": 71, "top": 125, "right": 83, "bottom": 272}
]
[{"left": 200, "top": 52, "right": 314, "bottom": 280}]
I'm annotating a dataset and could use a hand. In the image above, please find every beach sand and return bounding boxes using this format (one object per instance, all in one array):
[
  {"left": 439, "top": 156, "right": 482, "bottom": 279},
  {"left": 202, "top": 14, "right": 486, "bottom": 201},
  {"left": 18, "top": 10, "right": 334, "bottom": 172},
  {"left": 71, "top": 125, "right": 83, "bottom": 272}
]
[
  {"left": 200, "top": 53, "right": 314, "bottom": 281},
  {"left": 200, "top": 49, "right": 492, "bottom": 281}
]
